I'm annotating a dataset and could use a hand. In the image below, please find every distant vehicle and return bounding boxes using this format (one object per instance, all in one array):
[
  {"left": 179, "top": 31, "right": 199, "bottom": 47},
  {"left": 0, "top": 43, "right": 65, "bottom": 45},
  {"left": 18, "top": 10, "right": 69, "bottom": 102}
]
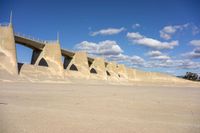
[{"left": 184, "top": 72, "right": 200, "bottom": 81}]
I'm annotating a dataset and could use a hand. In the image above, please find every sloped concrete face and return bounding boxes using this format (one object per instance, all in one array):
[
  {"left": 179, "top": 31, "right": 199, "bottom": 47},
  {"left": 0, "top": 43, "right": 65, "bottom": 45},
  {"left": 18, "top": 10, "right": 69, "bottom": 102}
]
[
  {"left": 0, "top": 25, "right": 18, "bottom": 78},
  {"left": 134, "top": 69, "right": 150, "bottom": 81},
  {"left": 89, "top": 57, "right": 107, "bottom": 80},
  {"left": 106, "top": 62, "right": 119, "bottom": 81},
  {"left": 127, "top": 68, "right": 136, "bottom": 81},
  {"left": 23, "top": 42, "right": 64, "bottom": 79},
  {"left": 116, "top": 64, "right": 128, "bottom": 80},
  {"left": 65, "top": 51, "right": 90, "bottom": 79}
]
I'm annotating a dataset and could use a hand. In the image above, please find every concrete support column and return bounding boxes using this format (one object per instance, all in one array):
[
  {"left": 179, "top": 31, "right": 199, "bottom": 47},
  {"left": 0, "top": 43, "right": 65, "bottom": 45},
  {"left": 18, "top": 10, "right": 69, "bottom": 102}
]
[
  {"left": 106, "top": 62, "right": 119, "bottom": 81},
  {"left": 127, "top": 68, "right": 135, "bottom": 81},
  {"left": 33, "top": 42, "right": 64, "bottom": 77},
  {"left": 89, "top": 57, "right": 107, "bottom": 80},
  {"left": 0, "top": 24, "right": 18, "bottom": 75},
  {"left": 116, "top": 64, "right": 128, "bottom": 80},
  {"left": 65, "top": 51, "right": 90, "bottom": 79}
]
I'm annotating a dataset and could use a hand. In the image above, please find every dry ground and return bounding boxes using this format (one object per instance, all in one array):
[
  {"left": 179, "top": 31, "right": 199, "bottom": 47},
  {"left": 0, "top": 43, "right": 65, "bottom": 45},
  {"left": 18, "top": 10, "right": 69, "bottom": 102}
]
[{"left": 0, "top": 82, "right": 200, "bottom": 133}]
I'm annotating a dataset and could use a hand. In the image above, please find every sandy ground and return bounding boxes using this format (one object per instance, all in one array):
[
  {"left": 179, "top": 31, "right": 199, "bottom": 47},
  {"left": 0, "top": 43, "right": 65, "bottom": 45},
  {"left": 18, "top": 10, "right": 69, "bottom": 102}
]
[{"left": 0, "top": 82, "right": 200, "bottom": 133}]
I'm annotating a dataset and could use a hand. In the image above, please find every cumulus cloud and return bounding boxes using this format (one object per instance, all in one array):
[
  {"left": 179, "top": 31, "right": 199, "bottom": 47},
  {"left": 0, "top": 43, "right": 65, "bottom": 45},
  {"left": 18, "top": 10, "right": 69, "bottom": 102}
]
[
  {"left": 127, "top": 32, "right": 179, "bottom": 49},
  {"left": 106, "top": 54, "right": 145, "bottom": 66},
  {"left": 75, "top": 40, "right": 199, "bottom": 72},
  {"left": 147, "top": 50, "right": 170, "bottom": 60},
  {"left": 190, "top": 40, "right": 200, "bottom": 47},
  {"left": 160, "top": 24, "right": 189, "bottom": 40},
  {"left": 90, "top": 27, "right": 125, "bottom": 36},
  {"left": 144, "top": 59, "right": 200, "bottom": 69},
  {"left": 182, "top": 47, "right": 200, "bottom": 59},
  {"left": 75, "top": 40, "right": 123, "bottom": 56},
  {"left": 132, "top": 23, "right": 141, "bottom": 29},
  {"left": 147, "top": 50, "right": 162, "bottom": 57},
  {"left": 75, "top": 40, "right": 145, "bottom": 66}
]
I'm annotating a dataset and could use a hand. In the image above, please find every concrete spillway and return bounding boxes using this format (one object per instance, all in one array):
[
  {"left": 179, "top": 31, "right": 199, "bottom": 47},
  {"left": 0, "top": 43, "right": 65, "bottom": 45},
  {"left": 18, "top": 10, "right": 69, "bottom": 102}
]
[{"left": 0, "top": 23, "right": 188, "bottom": 83}]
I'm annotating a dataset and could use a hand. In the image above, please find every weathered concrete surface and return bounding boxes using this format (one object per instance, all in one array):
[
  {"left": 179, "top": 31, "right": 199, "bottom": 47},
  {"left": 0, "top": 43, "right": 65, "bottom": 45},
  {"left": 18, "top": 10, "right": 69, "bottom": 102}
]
[
  {"left": 116, "top": 64, "right": 128, "bottom": 81},
  {"left": 33, "top": 42, "right": 64, "bottom": 77},
  {"left": 106, "top": 62, "right": 120, "bottom": 81},
  {"left": 64, "top": 52, "right": 90, "bottom": 79},
  {"left": 18, "top": 42, "right": 65, "bottom": 81},
  {"left": 127, "top": 68, "right": 136, "bottom": 81},
  {"left": 19, "top": 64, "right": 52, "bottom": 81},
  {"left": 0, "top": 24, "right": 194, "bottom": 84},
  {"left": 18, "top": 42, "right": 64, "bottom": 80},
  {"left": 89, "top": 57, "right": 107, "bottom": 80},
  {"left": 0, "top": 25, "right": 18, "bottom": 79}
]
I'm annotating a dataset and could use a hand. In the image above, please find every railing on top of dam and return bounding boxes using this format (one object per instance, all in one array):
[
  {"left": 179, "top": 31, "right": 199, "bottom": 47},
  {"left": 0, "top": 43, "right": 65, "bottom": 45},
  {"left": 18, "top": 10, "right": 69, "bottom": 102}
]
[{"left": 14, "top": 32, "right": 58, "bottom": 44}]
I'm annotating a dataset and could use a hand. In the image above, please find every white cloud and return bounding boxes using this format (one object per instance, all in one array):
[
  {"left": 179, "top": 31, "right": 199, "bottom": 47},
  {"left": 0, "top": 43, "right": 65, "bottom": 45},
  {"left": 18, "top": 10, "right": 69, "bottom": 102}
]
[
  {"left": 75, "top": 40, "right": 199, "bottom": 72},
  {"left": 75, "top": 40, "right": 123, "bottom": 56},
  {"left": 147, "top": 50, "right": 162, "bottom": 56},
  {"left": 182, "top": 47, "right": 200, "bottom": 59},
  {"left": 192, "top": 25, "right": 200, "bottom": 35},
  {"left": 144, "top": 59, "right": 200, "bottom": 69},
  {"left": 106, "top": 54, "right": 145, "bottom": 65},
  {"left": 75, "top": 40, "right": 145, "bottom": 66},
  {"left": 127, "top": 32, "right": 179, "bottom": 49},
  {"left": 190, "top": 40, "right": 200, "bottom": 47},
  {"left": 151, "top": 55, "right": 170, "bottom": 60},
  {"left": 127, "top": 32, "right": 143, "bottom": 39},
  {"left": 147, "top": 50, "right": 170, "bottom": 60},
  {"left": 90, "top": 27, "right": 125, "bottom": 36},
  {"left": 132, "top": 23, "right": 141, "bottom": 29},
  {"left": 160, "top": 24, "right": 189, "bottom": 40}
]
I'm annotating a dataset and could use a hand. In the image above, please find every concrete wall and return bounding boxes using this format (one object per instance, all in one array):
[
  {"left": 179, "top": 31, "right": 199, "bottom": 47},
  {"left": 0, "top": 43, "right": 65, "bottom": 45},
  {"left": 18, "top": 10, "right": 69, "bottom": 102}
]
[
  {"left": 64, "top": 51, "right": 90, "bottom": 79},
  {"left": 89, "top": 57, "right": 107, "bottom": 80},
  {"left": 0, "top": 24, "right": 18, "bottom": 78}
]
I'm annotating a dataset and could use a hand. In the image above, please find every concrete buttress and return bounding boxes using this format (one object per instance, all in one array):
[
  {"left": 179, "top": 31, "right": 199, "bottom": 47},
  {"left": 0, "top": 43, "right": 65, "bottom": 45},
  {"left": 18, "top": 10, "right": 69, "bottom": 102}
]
[{"left": 0, "top": 24, "right": 18, "bottom": 77}]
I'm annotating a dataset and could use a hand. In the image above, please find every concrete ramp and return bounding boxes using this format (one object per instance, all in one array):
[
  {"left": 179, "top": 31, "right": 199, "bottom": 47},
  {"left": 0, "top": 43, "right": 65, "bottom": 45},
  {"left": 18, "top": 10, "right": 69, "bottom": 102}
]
[
  {"left": 64, "top": 51, "right": 90, "bottom": 79},
  {"left": 89, "top": 57, "right": 107, "bottom": 80},
  {"left": 0, "top": 24, "right": 18, "bottom": 79}
]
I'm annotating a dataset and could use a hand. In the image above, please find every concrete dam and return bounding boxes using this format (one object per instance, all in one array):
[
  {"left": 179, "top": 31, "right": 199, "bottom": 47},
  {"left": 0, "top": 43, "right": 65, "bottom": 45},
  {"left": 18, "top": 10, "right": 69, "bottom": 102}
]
[{"left": 0, "top": 22, "right": 185, "bottom": 83}]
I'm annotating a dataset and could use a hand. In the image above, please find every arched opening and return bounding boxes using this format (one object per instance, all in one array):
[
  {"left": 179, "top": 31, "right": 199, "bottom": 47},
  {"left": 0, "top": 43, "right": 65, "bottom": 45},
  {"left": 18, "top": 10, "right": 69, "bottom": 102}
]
[
  {"left": 38, "top": 58, "right": 48, "bottom": 67},
  {"left": 88, "top": 60, "right": 93, "bottom": 67},
  {"left": 69, "top": 64, "right": 78, "bottom": 71},
  {"left": 63, "top": 56, "right": 72, "bottom": 69},
  {"left": 90, "top": 68, "right": 97, "bottom": 74},
  {"left": 106, "top": 70, "right": 111, "bottom": 76}
]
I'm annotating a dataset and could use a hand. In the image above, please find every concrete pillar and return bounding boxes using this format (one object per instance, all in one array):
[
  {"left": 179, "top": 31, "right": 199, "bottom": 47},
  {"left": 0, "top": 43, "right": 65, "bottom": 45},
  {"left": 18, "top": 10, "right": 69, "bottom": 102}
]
[
  {"left": 89, "top": 57, "right": 107, "bottom": 80},
  {"left": 116, "top": 64, "right": 128, "bottom": 80},
  {"left": 106, "top": 62, "right": 119, "bottom": 81},
  {"left": 127, "top": 68, "right": 135, "bottom": 81},
  {"left": 32, "top": 42, "right": 64, "bottom": 78},
  {"left": 0, "top": 24, "right": 18, "bottom": 76},
  {"left": 65, "top": 51, "right": 90, "bottom": 79}
]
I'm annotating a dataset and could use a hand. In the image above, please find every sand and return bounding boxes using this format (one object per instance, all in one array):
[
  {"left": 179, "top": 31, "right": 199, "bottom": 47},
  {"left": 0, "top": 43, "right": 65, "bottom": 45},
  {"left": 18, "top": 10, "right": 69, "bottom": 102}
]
[{"left": 0, "top": 81, "right": 200, "bottom": 133}]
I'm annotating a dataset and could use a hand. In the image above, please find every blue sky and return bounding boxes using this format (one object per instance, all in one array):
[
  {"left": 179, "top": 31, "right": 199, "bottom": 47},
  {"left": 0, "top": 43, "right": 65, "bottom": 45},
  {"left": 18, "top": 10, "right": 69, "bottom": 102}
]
[{"left": 0, "top": 0, "right": 200, "bottom": 76}]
